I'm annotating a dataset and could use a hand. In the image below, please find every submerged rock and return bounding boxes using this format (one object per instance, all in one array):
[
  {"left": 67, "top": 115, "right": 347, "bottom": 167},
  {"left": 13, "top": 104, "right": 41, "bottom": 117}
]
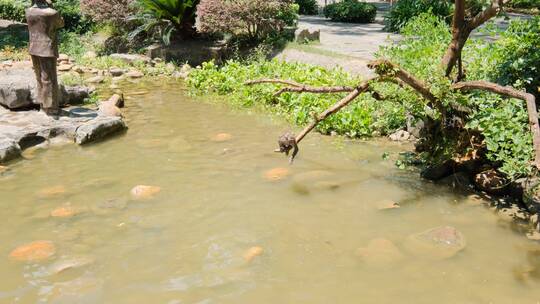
[
  {"left": 210, "top": 133, "right": 233, "bottom": 142},
  {"left": 243, "top": 246, "right": 264, "bottom": 262},
  {"left": 130, "top": 185, "right": 161, "bottom": 200},
  {"left": 291, "top": 170, "right": 337, "bottom": 194},
  {"left": 404, "top": 226, "right": 466, "bottom": 260},
  {"left": 264, "top": 167, "right": 290, "bottom": 181},
  {"left": 374, "top": 199, "right": 400, "bottom": 210},
  {"left": 50, "top": 205, "right": 77, "bottom": 218},
  {"left": 38, "top": 185, "right": 67, "bottom": 198},
  {"left": 9, "top": 240, "right": 56, "bottom": 262},
  {"left": 355, "top": 238, "right": 404, "bottom": 265},
  {"left": 47, "top": 256, "right": 94, "bottom": 275}
]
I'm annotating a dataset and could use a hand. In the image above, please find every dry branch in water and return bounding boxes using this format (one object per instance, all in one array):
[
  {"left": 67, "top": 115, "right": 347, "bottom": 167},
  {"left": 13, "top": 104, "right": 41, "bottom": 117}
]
[{"left": 246, "top": 60, "right": 540, "bottom": 168}]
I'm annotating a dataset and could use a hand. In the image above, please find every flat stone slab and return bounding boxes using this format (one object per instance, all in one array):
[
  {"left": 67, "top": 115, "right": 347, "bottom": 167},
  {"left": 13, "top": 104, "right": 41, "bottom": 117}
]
[{"left": 0, "top": 107, "right": 127, "bottom": 163}]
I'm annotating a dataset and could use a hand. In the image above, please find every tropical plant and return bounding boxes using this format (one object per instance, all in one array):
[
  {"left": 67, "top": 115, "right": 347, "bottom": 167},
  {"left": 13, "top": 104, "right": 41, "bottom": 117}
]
[
  {"left": 323, "top": 0, "right": 377, "bottom": 23},
  {"left": 128, "top": 0, "right": 199, "bottom": 45}
]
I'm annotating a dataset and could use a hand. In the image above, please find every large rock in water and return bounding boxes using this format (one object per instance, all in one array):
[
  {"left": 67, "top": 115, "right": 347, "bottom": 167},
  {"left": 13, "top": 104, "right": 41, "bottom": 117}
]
[
  {"left": 0, "top": 137, "right": 22, "bottom": 163},
  {"left": 404, "top": 226, "right": 466, "bottom": 260},
  {"left": 75, "top": 116, "right": 127, "bottom": 145},
  {"left": 0, "top": 68, "right": 93, "bottom": 109},
  {"left": 0, "top": 108, "right": 128, "bottom": 163}
]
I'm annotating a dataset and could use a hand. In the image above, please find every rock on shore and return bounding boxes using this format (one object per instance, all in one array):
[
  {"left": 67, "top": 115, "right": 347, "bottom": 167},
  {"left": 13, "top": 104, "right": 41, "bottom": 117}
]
[
  {"left": 0, "top": 68, "right": 93, "bottom": 110},
  {"left": 0, "top": 108, "right": 127, "bottom": 163}
]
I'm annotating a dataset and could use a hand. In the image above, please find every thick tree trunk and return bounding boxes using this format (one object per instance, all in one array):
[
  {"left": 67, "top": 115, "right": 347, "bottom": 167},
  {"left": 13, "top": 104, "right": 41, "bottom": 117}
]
[{"left": 441, "top": 0, "right": 505, "bottom": 78}]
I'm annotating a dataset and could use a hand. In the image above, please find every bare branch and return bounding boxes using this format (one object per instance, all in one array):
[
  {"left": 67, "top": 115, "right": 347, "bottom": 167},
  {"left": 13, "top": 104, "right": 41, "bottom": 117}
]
[
  {"left": 244, "top": 79, "right": 304, "bottom": 87},
  {"left": 453, "top": 80, "right": 540, "bottom": 168},
  {"left": 368, "top": 60, "right": 447, "bottom": 119},
  {"left": 295, "top": 79, "right": 375, "bottom": 143},
  {"left": 272, "top": 85, "right": 355, "bottom": 97},
  {"left": 468, "top": 0, "right": 504, "bottom": 31}
]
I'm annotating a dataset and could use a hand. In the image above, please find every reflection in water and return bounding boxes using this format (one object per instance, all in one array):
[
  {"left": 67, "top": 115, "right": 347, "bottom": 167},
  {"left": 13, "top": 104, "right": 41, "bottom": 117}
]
[{"left": 1, "top": 79, "right": 540, "bottom": 303}]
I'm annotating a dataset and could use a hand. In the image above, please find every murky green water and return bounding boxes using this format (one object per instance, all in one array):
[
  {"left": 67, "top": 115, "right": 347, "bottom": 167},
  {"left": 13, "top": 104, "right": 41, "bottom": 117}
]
[{"left": 1, "top": 79, "right": 539, "bottom": 303}]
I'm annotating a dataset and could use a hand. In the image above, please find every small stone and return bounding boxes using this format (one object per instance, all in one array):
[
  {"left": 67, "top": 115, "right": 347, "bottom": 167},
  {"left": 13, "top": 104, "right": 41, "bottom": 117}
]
[
  {"left": 58, "top": 54, "right": 70, "bottom": 62},
  {"left": 9, "top": 241, "right": 56, "bottom": 262},
  {"left": 295, "top": 28, "right": 320, "bottom": 43},
  {"left": 51, "top": 206, "right": 77, "bottom": 218},
  {"left": 375, "top": 199, "right": 400, "bottom": 210},
  {"left": 85, "top": 76, "right": 105, "bottom": 84},
  {"left": 126, "top": 70, "right": 144, "bottom": 79},
  {"left": 2, "top": 60, "right": 13, "bottom": 67},
  {"left": 38, "top": 185, "right": 67, "bottom": 198},
  {"left": 47, "top": 256, "right": 94, "bottom": 275},
  {"left": 243, "top": 246, "right": 263, "bottom": 262},
  {"left": 180, "top": 64, "right": 192, "bottom": 73},
  {"left": 355, "top": 238, "right": 404, "bottom": 265},
  {"left": 404, "top": 226, "right": 466, "bottom": 260},
  {"left": 526, "top": 230, "right": 540, "bottom": 241},
  {"left": 264, "top": 167, "right": 290, "bottom": 181},
  {"left": 83, "top": 51, "right": 97, "bottom": 59},
  {"left": 130, "top": 185, "right": 161, "bottom": 200},
  {"left": 58, "top": 63, "right": 73, "bottom": 72},
  {"left": 211, "top": 133, "right": 233, "bottom": 142},
  {"left": 389, "top": 130, "right": 411, "bottom": 141},
  {"left": 465, "top": 194, "right": 486, "bottom": 206},
  {"left": 72, "top": 66, "right": 84, "bottom": 73},
  {"left": 474, "top": 169, "right": 508, "bottom": 194},
  {"left": 109, "top": 68, "right": 124, "bottom": 77},
  {"left": 98, "top": 102, "right": 122, "bottom": 117}
]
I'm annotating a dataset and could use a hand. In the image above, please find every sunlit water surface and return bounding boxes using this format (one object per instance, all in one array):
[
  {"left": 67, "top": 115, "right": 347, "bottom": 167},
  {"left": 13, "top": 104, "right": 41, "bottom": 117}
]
[{"left": 1, "top": 79, "right": 539, "bottom": 303}]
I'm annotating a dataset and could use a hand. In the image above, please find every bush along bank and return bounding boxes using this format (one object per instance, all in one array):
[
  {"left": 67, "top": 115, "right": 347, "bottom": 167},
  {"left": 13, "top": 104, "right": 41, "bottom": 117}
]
[{"left": 187, "top": 14, "right": 540, "bottom": 227}]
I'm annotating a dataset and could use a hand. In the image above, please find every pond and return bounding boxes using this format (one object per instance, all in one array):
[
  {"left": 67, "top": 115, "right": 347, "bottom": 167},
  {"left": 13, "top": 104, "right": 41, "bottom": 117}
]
[{"left": 1, "top": 79, "right": 539, "bottom": 303}]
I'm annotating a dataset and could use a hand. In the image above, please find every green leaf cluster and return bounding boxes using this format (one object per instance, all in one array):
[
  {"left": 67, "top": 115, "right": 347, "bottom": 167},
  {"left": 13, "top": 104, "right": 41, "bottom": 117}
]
[
  {"left": 384, "top": 0, "right": 453, "bottom": 32},
  {"left": 187, "top": 59, "right": 409, "bottom": 137}
]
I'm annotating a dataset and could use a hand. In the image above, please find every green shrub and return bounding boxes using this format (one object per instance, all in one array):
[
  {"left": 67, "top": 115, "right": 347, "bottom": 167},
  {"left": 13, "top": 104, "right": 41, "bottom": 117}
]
[
  {"left": 492, "top": 17, "right": 540, "bottom": 99},
  {"left": 384, "top": 0, "right": 452, "bottom": 32},
  {"left": 296, "top": 0, "right": 318, "bottom": 15},
  {"left": 0, "top": 0, "right": 26, "bottom": 22},
  {"left": 323, "top": 0, "right": 377, "bottom": 23},
  {"left": 0, "top": 0, "right": 92, "bottom": 33},
  {"left": 187, "top": 59, "right": 408, "bottom": 137},
  {"left": 509, "top": 0, "right": 540, "bottom": 8}
]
